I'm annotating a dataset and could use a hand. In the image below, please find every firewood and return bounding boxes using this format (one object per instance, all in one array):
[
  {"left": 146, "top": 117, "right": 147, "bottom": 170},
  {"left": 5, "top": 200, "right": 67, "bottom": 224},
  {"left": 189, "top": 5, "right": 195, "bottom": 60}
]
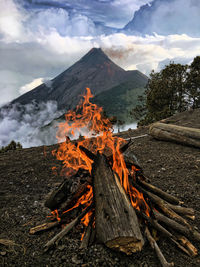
[
  {"left": 173, "top": 233, "right": 198, "bottom": 257},
  {"left": 153, "top": 210, "right": 200, "bottom": 242},
  {"left": 44, "top": 204, "right": 93, "bottom": 251},
  {"left": 45, "top": 171, "right": 91, "bottom": 211},
  {"left": 93, "top": 153, "right": 144, "bottom": 255},
  {"left": 139, "top": 188, "right": 189, "bottom": 227},
  {"left": 137, "top": 211, "right": 192, "bottom": 256},
  {"left": 80, "top": 215, "right": 94, "bottom": 249},
  {"left": 145, "top": 226, "right": 174, "bottom": 267},
  {"left": 80, "top": 224, "right": 92, "bottom": 249},
  {"left": 30, "top": 221, "right": 60, "bottom": 235},
  {"left": 45, "top": 173, "right": 80, "bottom": 210},
  {"left": 138, "top": 180, "right": 182, "bottom": 205},
  {"left": 58, "top": 179, "right": 91, "bottom": 215},
  {"left": 165, "top": 204, "right": 195, "bottom": 219},
  {"left": 79, "top": 145, "right": 97, "bottom": 161},
  {"left": 149, "top": 122, "right": 200, "bottom": 148}
]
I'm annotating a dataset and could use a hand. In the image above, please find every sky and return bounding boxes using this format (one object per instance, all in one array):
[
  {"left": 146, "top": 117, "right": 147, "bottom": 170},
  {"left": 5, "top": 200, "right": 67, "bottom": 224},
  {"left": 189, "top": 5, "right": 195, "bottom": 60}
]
[
  {"left": 0, "top": 0, "right": 200, "bottom": 147},
  {"left": 0, "top": 0, "right": 200, "bottom": 106}
]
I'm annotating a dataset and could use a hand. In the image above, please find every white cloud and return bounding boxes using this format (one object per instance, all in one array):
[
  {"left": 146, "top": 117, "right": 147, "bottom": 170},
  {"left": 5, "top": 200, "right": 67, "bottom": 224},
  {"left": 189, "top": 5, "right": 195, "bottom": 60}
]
[
  {"left": 19, "top": 77, "right": 44, "bottom": 95},
  {"left": 0, "top": 0, "right": 26, "bottom": 42}
]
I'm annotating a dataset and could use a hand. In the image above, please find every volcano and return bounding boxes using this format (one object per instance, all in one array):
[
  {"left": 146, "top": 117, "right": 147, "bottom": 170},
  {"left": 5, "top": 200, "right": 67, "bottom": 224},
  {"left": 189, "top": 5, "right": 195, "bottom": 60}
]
[{"left": 11, "top": 48, "right": 148, "bottom": 111}]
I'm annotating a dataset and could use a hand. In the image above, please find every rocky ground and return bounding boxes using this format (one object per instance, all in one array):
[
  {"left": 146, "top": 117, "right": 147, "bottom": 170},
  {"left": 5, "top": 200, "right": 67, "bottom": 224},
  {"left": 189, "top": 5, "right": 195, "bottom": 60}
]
[{"left": 0, "top": 108, "right": 200, "bottom": 267}]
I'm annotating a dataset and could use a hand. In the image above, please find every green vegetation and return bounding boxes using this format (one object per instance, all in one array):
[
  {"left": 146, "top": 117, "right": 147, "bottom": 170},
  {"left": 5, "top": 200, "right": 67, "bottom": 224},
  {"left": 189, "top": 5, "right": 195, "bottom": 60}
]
[
  {"left": 132, "top": 56, "right": 200, "bottom": 126},
  {"left": 0, "top": 140, "right": 22, "bottom": 153},
  {"left": 93, "top": 80, "right": 146, "bottom": 123}
]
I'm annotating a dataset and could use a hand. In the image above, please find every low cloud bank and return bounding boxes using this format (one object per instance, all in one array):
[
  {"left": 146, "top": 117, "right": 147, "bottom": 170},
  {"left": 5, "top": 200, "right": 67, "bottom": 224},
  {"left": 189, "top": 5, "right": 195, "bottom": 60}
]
[{"left": 0, "top": 101, "right": 63, "bottom": 148}]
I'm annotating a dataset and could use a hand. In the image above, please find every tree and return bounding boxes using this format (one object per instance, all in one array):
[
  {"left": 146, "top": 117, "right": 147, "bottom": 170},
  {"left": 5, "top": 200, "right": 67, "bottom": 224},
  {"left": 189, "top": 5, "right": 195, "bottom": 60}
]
[
  {"left": 132, "top": 63, "right": 188, "bottom": 125},
  {"left": 186, "top": 56, "right": 200, "bottom": 109}
]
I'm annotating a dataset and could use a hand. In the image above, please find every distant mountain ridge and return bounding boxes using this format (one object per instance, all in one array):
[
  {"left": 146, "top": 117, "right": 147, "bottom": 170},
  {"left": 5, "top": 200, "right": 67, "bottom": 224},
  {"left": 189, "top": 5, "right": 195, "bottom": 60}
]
[
  {"left": 124, "top": 0, "right": 200, "bottom": 37},
  {"left": 11, "top": 48, "right": 148, "bottom": 111}
]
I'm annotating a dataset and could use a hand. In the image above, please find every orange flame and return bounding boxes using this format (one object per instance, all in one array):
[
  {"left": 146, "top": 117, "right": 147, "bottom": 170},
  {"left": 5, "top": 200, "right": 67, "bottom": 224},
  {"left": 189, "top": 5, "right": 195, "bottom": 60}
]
[{"left": 52, "top": 87, "right": 150, "bottom": 227}]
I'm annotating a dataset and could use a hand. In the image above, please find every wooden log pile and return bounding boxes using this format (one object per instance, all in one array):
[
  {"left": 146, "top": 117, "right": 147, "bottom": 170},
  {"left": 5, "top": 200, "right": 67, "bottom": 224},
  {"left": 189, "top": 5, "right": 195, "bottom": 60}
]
[{"left": 30, "top": 141, "right": 200, "bottom": 267}]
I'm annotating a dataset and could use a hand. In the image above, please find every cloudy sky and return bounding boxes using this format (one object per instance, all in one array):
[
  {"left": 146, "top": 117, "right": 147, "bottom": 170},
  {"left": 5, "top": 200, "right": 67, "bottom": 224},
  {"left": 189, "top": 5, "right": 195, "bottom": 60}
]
[{"left": 0, "top": 0, "right": 200, "bottom": 106}]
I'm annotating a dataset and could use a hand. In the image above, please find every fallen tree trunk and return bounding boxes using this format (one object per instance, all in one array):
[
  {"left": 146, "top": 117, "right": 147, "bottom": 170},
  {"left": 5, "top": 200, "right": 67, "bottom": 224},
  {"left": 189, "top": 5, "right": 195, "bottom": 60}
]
[
  {"left": 149, "top": 122, "right": 200, "bottom": 148},
  {"left": 93, "top": 153, "right": 144, "bottom": 255}
]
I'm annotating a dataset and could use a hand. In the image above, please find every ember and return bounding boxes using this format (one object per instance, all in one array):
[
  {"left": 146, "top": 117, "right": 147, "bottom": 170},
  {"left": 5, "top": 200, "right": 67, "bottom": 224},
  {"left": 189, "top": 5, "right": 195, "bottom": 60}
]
[{"left": 30, "top": 88, "right": 200, "bottom": 267}]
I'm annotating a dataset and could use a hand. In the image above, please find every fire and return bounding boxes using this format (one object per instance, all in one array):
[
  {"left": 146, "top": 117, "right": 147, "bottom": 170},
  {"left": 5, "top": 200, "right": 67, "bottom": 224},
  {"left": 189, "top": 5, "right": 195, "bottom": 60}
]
[{"left": 52, "top": 88, "right": 150, "bottom": 227}]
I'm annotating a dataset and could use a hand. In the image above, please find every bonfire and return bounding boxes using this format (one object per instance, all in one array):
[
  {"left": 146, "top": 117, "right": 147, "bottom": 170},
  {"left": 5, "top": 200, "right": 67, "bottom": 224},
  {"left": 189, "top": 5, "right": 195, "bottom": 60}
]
[{"left": 30, "top": 88, "right": 199, "bottom": 267}]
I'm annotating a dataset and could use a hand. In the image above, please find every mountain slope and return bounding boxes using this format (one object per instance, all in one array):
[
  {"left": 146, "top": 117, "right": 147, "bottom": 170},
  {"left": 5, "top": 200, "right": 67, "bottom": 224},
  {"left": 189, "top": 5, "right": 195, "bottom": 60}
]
[
  {"left": 12, "top": 48, "right": 147, "bottom": 111},
  {"left": 93, "top": 72, "right": 147, "bottom": 122}
]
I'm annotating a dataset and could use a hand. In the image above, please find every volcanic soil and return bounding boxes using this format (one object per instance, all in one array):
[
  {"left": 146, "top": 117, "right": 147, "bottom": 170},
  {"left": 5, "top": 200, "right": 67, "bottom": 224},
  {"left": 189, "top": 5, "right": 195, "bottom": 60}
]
[{"left": 1, "top": 108, "right": 200, "bottom": 267}]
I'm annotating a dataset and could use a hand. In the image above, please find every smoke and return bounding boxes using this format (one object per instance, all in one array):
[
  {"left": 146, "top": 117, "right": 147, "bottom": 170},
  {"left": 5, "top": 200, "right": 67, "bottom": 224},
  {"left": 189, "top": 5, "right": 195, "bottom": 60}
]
[{"left": 0, "top": 101, "right": 63, "bottom": 148}]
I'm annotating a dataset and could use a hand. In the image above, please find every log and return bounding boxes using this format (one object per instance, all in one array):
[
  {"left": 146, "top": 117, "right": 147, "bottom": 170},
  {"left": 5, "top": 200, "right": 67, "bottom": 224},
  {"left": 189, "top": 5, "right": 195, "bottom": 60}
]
[
  {"left": 149, "top": 122, "right": 200, "bottom": 148},
  {"left": 93, "top": 153, "right": 144, "bottom": 255},
  {"left": 145, "top": 227, "right": 174, "bottom": 267}
]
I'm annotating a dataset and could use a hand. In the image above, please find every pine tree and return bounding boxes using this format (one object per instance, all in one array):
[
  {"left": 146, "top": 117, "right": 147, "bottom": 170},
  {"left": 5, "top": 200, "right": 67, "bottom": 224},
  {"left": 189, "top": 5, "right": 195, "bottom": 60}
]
[{"left": 186, "top": 56, "right": 200, "bottom": 109}]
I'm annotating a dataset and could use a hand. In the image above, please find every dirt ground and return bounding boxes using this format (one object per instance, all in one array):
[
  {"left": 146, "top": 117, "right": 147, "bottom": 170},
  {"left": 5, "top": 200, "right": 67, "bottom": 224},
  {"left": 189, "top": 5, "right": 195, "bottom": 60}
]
[{"left": 1, "top": 108, "right": 200, "bottom": 267}]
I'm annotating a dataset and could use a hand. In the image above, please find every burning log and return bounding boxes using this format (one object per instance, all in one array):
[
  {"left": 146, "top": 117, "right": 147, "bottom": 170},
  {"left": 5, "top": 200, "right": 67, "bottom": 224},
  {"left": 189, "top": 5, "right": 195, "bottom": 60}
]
[
  {"left": 93, "top": 153, "right": 144, "bottom": 254},
  {"left": 149, "top": 122, "right": 200, "bottom": 148},
  {"left": 45, "top": 170, "right": 90, "bottom": 211}
]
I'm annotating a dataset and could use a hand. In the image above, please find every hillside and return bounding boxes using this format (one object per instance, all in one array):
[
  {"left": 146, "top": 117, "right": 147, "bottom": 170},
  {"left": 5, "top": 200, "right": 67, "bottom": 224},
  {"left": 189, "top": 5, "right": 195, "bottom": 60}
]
[
  {"left": 1, "top": 108, "right": 200, "bottom": 266},
  {"left": 93, "top": 72, "right": 147, "bottom": 122}
]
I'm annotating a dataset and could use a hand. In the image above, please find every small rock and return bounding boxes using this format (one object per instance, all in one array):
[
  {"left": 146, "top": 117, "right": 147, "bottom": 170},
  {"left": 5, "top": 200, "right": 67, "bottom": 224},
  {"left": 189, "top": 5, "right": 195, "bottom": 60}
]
[
  {"left": 0, "top": 251, "right": 7, "bottom": 256},
  {"left": 72, "top": 255, "right": 83, "bottom": 265},
  {"left": 61, "top": 255, "right": 67, "bottom": 261},
  {"left": 58, "top": 245, "right": 65, "bottom": 251}
]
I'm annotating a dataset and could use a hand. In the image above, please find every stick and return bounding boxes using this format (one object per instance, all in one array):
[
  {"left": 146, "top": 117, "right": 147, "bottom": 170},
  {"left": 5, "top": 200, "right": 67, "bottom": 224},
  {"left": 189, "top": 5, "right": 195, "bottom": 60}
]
[
  {"left": 145, "top": 227, "right": 174, "bottom": 267},
  {"left": 80, "top": 224, "right": 92, "bottom": 249},
  {"left": 138, "top": 187, "right": 189, "bottom": 227},
  {"left": 153, "top": 210, "right": 200, "bottom": 242},
  {"left": 44, "top": 205, "right": 92, "bottom": 251},
  {"left": 138, "top": 180, "right": 182, "bottom": 205},
  {"left": 137, "top": 211, "right": 192, "bottom": 256},
  {"left": 80, "top": 213, "right": 94, "bottom": 249},
  {"left": 173, "top": 233, "right": 198, "bottom": 257},
  {"left": 30, "top": 221, "right": 60, "bottom": 234},
  {"left": 164, "top": 204, "right": 195, "bottom": 219}
]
